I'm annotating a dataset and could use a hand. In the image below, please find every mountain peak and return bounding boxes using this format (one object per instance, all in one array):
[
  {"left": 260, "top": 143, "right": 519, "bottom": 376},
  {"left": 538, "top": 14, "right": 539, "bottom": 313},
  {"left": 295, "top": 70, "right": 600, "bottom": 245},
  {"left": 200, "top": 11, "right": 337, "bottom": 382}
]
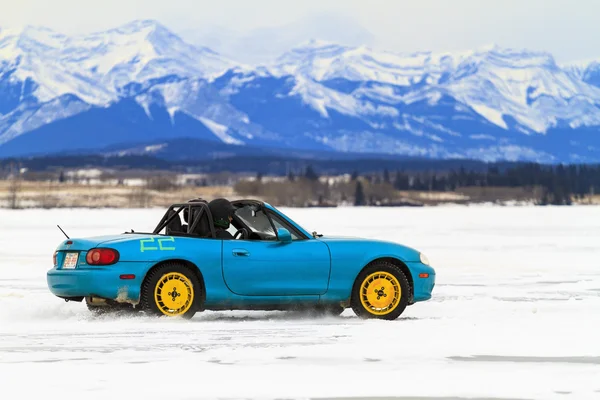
[
  {"left": 296, "top": 38, "right": 341, "bottom": 49},
  {"left": 284, "top": 39, "right": 350, "bottom": 57},
  {"left": 0, "top": 19, "right": 233, "bottom": 105},
  {"left": 274, "top": 41, "right": 454, "bottom": 84},
  {"left": 477, "top": 43, "right": 501, "bottom": 53},
  {"left": 471, "top": 44, "right": 557, "bottom": 68},
  {"left": 19, "top": 25, "right": 67, "bottom": 49},
  {"left": 111, "top": 19, "right": 168, "bottom": 34}
]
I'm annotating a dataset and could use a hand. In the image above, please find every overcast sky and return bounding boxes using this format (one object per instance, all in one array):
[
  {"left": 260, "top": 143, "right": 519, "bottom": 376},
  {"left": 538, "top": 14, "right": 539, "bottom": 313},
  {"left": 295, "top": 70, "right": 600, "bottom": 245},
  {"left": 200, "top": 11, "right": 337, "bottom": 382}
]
[{"left": 1, "top": 0, "right": 599, "bottom": 63}]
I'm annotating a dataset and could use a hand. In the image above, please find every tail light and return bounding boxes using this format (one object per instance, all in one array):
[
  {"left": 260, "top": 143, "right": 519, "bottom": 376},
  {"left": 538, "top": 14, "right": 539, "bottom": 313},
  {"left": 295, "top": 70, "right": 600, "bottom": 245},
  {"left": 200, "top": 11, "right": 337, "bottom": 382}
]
[
  {"left": 86, "top": 248, "right": 120, "bottom": 265},
  {"left": 53, "top": 251, "right": 58, "bottom": 266}
]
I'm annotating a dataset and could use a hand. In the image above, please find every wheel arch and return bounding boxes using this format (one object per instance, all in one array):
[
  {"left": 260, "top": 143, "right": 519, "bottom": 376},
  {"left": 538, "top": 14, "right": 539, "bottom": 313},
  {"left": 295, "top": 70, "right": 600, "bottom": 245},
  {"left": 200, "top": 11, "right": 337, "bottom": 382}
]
[{"left": 142, "top": 258, "right": 206, "bottom": 307}]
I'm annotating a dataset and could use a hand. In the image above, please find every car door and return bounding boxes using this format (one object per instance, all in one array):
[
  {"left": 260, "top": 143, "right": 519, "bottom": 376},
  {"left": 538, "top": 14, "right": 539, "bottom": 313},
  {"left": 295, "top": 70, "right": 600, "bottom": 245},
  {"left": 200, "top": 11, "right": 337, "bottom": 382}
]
[{"left": 221, "top": 207, "right": 331, "bottom": 296}]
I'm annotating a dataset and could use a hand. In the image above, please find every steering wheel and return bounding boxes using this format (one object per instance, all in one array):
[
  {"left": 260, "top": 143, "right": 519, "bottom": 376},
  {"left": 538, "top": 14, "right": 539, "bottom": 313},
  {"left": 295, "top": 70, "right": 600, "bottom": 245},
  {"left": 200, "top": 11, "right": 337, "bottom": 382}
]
[{"left": 234, "top": 228, "right": 249, "bottom": 240}]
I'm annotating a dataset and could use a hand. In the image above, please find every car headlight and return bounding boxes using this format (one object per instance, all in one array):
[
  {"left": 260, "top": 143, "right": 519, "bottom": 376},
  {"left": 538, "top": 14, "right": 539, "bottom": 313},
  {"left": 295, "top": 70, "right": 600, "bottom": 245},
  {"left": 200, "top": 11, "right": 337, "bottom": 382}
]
[{"left": 420, "top": 253, "right": 430, "bottom": 266}]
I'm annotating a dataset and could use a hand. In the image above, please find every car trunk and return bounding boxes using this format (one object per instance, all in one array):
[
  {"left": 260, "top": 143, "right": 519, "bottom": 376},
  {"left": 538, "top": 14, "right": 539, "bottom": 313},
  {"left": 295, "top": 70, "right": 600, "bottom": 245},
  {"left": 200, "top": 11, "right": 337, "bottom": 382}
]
[{"left": 55, "top": 235, "right": 129, "bottom": 251}]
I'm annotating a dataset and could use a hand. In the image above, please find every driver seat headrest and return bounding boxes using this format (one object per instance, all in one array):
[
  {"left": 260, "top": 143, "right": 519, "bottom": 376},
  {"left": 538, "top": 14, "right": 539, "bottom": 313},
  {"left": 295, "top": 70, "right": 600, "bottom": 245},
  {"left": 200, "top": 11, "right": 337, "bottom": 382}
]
[
  {"left": 188, "top": 208, "right": 212, "bottom": 238},
  {"left": 165, "top": 209, "right": 183, "bottom": 234}
]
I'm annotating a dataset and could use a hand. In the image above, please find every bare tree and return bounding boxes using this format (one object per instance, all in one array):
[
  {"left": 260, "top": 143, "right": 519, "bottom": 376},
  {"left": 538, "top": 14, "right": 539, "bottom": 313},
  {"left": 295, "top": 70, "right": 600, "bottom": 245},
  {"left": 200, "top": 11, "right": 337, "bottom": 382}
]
[
  {"left": 7, "top": 173, "right": 22, "bottom": 209},
  {"left": 147, "top": 176, "right": 178, "bottom": 192},
  {"left": 40, "top": 180, "right": 59, "bottom": 209},
  {"left": 127, "top": 180, "right": 152, "bottom": 208}
]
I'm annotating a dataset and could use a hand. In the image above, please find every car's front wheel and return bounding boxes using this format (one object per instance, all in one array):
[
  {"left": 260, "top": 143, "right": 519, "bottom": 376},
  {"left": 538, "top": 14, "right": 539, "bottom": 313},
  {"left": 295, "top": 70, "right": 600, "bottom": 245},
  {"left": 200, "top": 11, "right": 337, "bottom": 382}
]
[
  {"left": 139, "top": 263, "right": 202, "bottom": 319},
  {"left": 351, "top": 260, "right": 410, "bottom": 320}
]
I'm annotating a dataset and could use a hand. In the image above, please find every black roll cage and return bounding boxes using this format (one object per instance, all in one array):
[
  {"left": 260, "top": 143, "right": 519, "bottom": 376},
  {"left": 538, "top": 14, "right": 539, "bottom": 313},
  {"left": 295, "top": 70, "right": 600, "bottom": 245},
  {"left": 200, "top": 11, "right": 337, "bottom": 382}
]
[
  {"left": 150, "top": 199, "right": 308, "bottom": 240},
  {"left": 152, "top": 200, "right": 217, "bottom": 238},
  {"left": 152, "top": 199, "right": 267, "bottom": 239}
]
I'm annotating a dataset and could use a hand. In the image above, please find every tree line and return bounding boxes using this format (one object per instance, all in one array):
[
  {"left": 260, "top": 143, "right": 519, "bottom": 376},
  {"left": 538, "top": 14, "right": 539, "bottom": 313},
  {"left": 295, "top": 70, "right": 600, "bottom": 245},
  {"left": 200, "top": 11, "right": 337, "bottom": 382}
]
[
  {"left": 3, "top": 159, "right": 600, "bottom": 208},
  {"left": 246, "top": 163, "right": 600, "bottom": 206},
  {"left": 350, "top": 163, "right": 600, "bottom": 205}
]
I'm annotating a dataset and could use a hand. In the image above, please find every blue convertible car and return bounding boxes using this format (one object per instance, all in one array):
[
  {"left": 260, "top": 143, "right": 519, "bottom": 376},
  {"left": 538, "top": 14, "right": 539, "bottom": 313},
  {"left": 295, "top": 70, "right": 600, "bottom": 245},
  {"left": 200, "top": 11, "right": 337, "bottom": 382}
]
[{"left": 47, "top": 199, "right": 435, "bottom": 320}]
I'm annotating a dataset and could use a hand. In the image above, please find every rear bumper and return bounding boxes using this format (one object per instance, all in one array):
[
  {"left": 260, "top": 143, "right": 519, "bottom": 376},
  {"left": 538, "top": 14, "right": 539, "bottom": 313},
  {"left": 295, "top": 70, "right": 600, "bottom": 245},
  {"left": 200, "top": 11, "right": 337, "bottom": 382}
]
[
  {"left": 406, "top": 262, "right": 436, "bottom": 302},
  {"left": 47, "top": 262, "right": 148, "bottom": 304}
]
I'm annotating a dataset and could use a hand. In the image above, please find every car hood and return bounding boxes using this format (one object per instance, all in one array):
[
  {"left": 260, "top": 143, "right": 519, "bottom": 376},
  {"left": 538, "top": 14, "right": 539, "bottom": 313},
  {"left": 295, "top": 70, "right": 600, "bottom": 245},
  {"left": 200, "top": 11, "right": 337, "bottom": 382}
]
[
  {"left": 317, "top": 235, "right": 396, "bottom": 244},
  {"left": 316, "top": 235, "right": 362, "bottom": 241},
  {"left": 316, "top": 235, "right": 422, "bottom": 262}
]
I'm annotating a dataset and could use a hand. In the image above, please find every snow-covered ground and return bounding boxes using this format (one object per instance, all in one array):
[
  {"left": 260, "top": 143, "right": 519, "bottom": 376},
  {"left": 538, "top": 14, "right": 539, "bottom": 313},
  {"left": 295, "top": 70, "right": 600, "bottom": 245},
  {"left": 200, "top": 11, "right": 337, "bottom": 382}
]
[{"left": 0, "top": 205, "right": 598, "bottom": 399}]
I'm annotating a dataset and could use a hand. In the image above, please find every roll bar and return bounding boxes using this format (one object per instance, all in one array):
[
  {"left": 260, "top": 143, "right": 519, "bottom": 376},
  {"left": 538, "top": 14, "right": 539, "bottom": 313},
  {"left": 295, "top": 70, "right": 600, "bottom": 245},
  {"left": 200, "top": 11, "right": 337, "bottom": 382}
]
[{"left": 152, "top": 200, "right": 217, "bottom": 238}]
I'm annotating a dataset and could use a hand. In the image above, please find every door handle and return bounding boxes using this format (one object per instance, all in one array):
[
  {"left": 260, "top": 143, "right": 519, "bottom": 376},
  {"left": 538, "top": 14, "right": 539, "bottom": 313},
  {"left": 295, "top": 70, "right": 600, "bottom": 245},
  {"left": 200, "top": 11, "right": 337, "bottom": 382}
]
[{"left": 232, "top": 249, "right": 250, "bottom": 257}]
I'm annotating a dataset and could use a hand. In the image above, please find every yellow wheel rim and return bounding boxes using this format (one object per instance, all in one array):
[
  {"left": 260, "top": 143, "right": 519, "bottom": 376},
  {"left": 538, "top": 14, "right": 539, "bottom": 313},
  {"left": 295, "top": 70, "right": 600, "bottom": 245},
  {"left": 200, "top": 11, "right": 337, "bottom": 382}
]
[
  {"left": 360, "top": 271, "right": 401, "bottom": 315},
  {"left": 154, "top": 272, "right": 194, "bottom": 316}
]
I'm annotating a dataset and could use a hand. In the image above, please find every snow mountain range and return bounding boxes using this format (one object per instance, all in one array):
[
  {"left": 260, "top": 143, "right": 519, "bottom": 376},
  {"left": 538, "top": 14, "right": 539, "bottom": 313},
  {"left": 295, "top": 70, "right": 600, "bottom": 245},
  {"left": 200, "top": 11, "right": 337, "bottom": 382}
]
[{"left": 1, "top": 20, "right": 600, "bottom": 163}]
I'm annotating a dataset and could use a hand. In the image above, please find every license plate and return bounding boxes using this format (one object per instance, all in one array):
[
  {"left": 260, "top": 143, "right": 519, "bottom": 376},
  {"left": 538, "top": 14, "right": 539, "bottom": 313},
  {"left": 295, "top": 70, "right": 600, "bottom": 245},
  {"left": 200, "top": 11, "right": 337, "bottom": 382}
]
[{"left": 63, "top": 252, "right": 79, "bottom": 269}]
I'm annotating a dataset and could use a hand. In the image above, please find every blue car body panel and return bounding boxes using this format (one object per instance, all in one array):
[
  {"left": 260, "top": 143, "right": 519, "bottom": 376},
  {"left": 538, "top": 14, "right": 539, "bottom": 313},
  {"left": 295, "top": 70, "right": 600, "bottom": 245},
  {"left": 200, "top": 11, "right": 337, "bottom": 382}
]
[
  {"left": 47, "top": 262, "right": 148, "bottom": 301},
  {"left": 47, "top": 202, "right": 436, "bottom": 310},
  {"left": 222, "top": 239, "right": 331, "bottom": 296},
  {"left": 315, "top": 236, "right": 435, "bottom": 303}
]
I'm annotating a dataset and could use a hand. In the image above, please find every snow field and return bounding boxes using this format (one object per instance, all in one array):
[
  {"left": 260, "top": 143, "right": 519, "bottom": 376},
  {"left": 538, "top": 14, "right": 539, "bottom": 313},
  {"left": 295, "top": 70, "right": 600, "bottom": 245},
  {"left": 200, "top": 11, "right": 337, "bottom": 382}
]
[{"left": 0, "top": 205, "right": 599, "bottom": 399}]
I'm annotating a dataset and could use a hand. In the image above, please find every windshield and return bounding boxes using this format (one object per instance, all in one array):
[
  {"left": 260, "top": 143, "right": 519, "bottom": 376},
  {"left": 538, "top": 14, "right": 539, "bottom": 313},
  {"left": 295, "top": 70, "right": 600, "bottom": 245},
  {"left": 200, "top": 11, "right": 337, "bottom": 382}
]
[
  {"left": 233, "top": 204, "right": 312, "bottom": 240},
  {"left": 235, "top": 205, "right": 276, "bottom": 240}
]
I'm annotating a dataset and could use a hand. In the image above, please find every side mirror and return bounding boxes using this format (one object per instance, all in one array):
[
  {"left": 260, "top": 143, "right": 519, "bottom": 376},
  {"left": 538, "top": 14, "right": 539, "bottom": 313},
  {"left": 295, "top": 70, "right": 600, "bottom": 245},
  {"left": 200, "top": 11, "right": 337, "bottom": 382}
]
[{"left": 277, "top": 228, "right": 292, "bottom": 243}]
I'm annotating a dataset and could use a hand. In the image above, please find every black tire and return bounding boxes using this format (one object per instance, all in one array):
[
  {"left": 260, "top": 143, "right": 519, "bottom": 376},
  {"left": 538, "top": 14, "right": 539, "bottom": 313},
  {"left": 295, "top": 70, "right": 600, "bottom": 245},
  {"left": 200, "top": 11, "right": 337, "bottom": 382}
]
[
  {"left": 351, "top": 260, "right": 410, "bottom": 320},
  {"left": 139, "top": 262, "right": 202, "bottom": 319}
]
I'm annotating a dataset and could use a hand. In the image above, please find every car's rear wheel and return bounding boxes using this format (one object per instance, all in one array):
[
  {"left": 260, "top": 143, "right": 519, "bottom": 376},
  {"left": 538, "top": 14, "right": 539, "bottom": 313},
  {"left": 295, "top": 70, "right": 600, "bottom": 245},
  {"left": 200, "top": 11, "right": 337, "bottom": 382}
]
[
  {"left": 140, "top": 263, "right": 202, "bottom": 319},
  {"left": 351, "top": 260, "right": 410, "bottom": 320}
]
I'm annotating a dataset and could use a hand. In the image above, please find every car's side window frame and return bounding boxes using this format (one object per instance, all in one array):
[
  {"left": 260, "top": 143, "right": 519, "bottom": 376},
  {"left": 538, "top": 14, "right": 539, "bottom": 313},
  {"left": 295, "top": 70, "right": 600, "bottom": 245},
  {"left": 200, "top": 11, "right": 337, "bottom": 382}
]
[
  {"left": 230, "top": 203, "right": 309, "bottom": 242},
  {"left": 265, "top": 210, "right": 309, "bottom": 241},
  {"left": 266, "top": 211, "right": 279, "bottom": 240}
]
